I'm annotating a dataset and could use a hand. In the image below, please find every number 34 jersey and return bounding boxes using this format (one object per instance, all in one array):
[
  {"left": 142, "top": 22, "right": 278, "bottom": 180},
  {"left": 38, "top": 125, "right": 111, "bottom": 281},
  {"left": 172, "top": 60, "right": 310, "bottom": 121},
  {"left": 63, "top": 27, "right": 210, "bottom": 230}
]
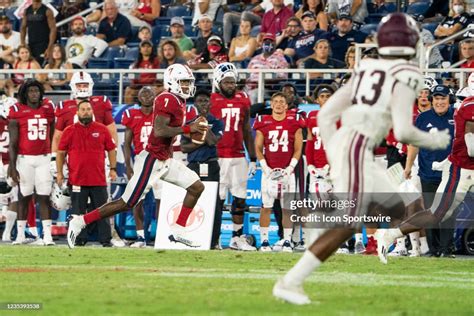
[
  {"left": 210, "top": 92, "right": 251, "bottom": 158},
  {"left": 8, "top": 100, "right": 55, "bottom": 155},
  {"left": 346, "top": 58, "right": 423, "bottom": 145},
  {"left": 253, "top": 114, "right": 305, "bottom": 169}
]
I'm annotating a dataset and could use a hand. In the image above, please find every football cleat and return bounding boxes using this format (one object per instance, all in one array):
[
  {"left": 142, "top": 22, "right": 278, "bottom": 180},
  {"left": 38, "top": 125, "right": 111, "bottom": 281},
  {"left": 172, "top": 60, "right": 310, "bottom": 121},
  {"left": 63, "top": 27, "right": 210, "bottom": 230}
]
[
  {"left": 354, "top": 240, "right": 365, "bottom": 254},
  {"left": 67, "top": 215, "right": 86, "bottom": 249},
  {"left": 363, "top": 236, "right": 378, "bottom": 255},
  {"left": 336, "top": 247, "right": 350, "bottom": 254},
  {"left": 12, "top": 237, "right": 27, "bottom": 245},
  {"left": 409, "top": 248, "right": 420, "bottom": 257},
  {"left": 281, "top": 240, "right": 293, "bottom": 253},
  {"left": 293, "top": 240, "right": 306, "bottom": 252},
  {"left": 169, "top": 224, "right": 201, "bottom": 248},
  {"left": 43, "top": 236, "right": 56, "bottom": 246},
  {"left": 260, "top": 240, "right": 272, "bottom": 252},
  {"left": 273, "top": 279, "right": 311, "bottom": 305},
  {"left": 111, "top": 237, "right": 126, "bottom": 248},
  {"left": 130, "top": 236, "right": 146, "bottom": 248},
  {"left": 376, "top": 230, "right": 396, "bottom": 264},
  {"left": 229, "top": 235, "right": 257, "bottom": 251},
  {"left": 29, "top": 237, "right": 45, "bottom": 246},
  {"left": 388, "top": 244, "right": 407, "bottom": 256},
  {"left": 1, "top": 230, "right": 11, "bottom": 242}
]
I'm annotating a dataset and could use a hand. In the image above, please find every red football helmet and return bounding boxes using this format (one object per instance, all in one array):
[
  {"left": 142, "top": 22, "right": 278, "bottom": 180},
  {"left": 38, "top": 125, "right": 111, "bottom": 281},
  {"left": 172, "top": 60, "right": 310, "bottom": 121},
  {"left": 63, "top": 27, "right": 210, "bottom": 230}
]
[{"left": 376, "top": 13, "right": 419, "bottom": 56}]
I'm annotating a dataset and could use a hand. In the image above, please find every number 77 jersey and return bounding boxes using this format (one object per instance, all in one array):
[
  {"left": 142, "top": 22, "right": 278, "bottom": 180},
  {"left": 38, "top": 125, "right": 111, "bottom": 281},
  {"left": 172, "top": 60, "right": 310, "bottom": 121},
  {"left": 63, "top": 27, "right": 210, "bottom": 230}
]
[
  {"left": 8, "top": 100, "right": 55, "bottom": 155},
  {"left": 347, "top": 58, "right": 423, "bottom": 144},
  {"left": 210, "top": 92, "right": 251, "bottom": 158}
]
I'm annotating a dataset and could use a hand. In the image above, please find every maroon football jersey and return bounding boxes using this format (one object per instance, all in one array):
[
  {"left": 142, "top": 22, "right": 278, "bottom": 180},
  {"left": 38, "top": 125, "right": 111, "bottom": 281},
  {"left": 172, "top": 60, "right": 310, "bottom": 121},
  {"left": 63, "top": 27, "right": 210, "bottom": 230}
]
[{"left": 449, "top": 97, "right": 474, "bottom": 170}]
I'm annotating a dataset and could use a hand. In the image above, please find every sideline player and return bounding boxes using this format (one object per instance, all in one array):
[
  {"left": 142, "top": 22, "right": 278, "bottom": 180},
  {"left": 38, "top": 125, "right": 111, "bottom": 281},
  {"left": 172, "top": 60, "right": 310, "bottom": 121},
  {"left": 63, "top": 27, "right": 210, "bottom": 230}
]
[
  {"left": 273, "top": 13, "right": 451, "bottom": 304},
  {"left": 8, "top": 80, "right": 56, "bottom": 245},
  {"left": 122, "top": 86, "right": 160, "bottom": 248},
  {"left": 254, "top": 92, "right": 304, "bottom": 252},
  {"left": 210, "top": 63, "right": 257, "bottom": 251},
  {"left": 67, "top": 64, "right": 208, "bottom": 249},
  {"left": 378, "top": 84, "right": 474, "bottom": 263}
]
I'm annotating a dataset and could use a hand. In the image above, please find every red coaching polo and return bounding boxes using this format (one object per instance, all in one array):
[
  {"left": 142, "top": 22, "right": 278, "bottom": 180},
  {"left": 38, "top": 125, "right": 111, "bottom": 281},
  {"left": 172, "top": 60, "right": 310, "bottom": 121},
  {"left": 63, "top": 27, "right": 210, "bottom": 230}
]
[{"left": 58, "top": 121, "right": 116, "bottom": 186}]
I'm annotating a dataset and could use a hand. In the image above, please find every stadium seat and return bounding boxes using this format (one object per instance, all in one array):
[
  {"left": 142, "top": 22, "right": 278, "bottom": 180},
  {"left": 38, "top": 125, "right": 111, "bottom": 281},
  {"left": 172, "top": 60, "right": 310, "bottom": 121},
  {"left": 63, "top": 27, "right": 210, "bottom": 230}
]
[
  {"left": 184, "top": 25, "right": 199, "bottom": 37},
  {"left": 212, "top": 25, "right": 223, "bottom": 36},
  {"left": 151, "top": 25, "right": 165, "bottom": 45},
  {"left": 214, "top": 6, "right": 225, "bottom": 25},
  {"left": 156, "top": 17, "right": 172, "bottom": 26},
  {"left": 166, "top": 6, "right": 192, "bottom": 17},
  {"left": 423, "top": 22, "right": 439, "bottom": 35},
  {"left": 359, "top": 23, "right": 378, "bottom": 36},
  {"left": 250, "top": 25, "right": 261, "bottom": 38},
  {"left": 114, "top": 58, "right": 135, "bottom": 69},
  {"left": 405, "top": 2, "right": 430, "bottom": 16},
  {"left": 88, "top": 47, "right": 125, "bottom": 69},
  {"left": 124, "top": 47, "right": 139, "bottom": 60}
]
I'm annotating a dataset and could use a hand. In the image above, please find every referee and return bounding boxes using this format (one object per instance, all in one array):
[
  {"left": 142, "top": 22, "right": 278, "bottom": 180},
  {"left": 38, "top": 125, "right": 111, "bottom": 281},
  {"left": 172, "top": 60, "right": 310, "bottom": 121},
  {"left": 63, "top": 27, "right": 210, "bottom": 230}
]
[{"left": 181, "top": 90, "right": 224, "bottom": 249}]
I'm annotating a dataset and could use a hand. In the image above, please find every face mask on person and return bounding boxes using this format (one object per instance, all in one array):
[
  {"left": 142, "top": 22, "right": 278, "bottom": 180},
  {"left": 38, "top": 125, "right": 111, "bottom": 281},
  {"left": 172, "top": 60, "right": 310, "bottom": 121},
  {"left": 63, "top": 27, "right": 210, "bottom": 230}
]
[
  {"left": 453, "top": 5, "right": 464, "bottom": 14},
  {"left": 262, "top": 43, "right": 274, "bottom": 54},
  {"left": 79, "top": 116, "right": 93, "bottom": 125},
  {"left": 208, "top": 44, "right": 221, "bottom": 54}
]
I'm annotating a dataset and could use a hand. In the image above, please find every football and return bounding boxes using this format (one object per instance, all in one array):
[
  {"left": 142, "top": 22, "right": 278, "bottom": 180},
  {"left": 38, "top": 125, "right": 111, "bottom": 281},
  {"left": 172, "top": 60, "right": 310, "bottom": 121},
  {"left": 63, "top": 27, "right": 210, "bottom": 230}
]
[{"left": 191, "top": 118, "right": 208, "bottom": 145}]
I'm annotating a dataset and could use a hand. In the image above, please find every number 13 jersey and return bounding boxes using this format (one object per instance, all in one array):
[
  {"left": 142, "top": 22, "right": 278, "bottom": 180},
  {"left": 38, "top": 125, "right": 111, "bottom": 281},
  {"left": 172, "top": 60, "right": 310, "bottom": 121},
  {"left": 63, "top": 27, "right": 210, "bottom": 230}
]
[
  {"left": 346, "top": 58, "right": 423, "bottom": 145},
  {"left": 8, "top": 100, "right": 55, "bottom": 155},
  {"left": 210, "top": 92, "right": 251, "bottom": 158}
]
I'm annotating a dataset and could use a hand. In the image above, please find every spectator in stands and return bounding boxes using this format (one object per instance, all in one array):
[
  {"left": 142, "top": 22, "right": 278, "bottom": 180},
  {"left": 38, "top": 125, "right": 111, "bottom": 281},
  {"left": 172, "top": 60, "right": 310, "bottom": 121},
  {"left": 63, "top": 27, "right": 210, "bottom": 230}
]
[
  {"left": 327, "top": 0, "right": 368, "bottom": 28},
  {"left": 260, "top": 0, "right": 294, "bottom": 40},
  {"left": 128, "top": 0, "right": 161, "bottom": 26},
  {"left": 180, "top": 89, "right": 224, "bottom": 250},
  {"left": 344, "top": 45, "right": 355, "bottom": 69},
  {"left": 367, "top": 0, "right": 391, "bottom": 14},
  {"left": 304, "top": 39, "right": 345, "bottom": 78},
  {"left": 284, "top": 11, "right": 328, "bottom": 66},
  {"left": 424, "top": 0, "right": 450, "bottom": 21},
  {"left": 57, "top": 99, "right": 116, "bottom": 247},
  {"left": 192, "top": 0, "right": 226, "bottom": 25},
  {"left": 66, "top": 16, "right": 108, "bottom": 69},
  {"left": 245, "top": 33, "right": 289, "bottom": 103},
  {"left": 327, "top": 14, "right": 366, "bottom": 63},
  {"left": 435, "top": 0, "right": 470, "bottom": 39},
  {"left": 41, "top": 44, "right": 73, "bottom": 91},
  {"left": 124, "top": 40, "right": 160, "bottom": 104},
  {"left": 459, "top": 38, "right": 474, "bottom": 68},
  {"left": 229, "top": 19, "right": 257, "bottom": 64},
  {"left": 418, "top": 19, "right": 444, "bottom": 67},
  {"left": 170, "top": 17, "right": 194, "bottom": 54},
  {"left": 2, "top": 45, "right": 41, "bottom": 96},
  {"left": 0, "top": 15, "right": 20, "bottom": 66},
  {"left": 20, "top": 0, "right": 57, "bottom": 65},
  {"left": 188, "top": 35, "right": 228, "bottom": 69},
  {"left": 295, "top": 0, "right": 328, "bottom": 31},
  {"left": 311, "top": 83, "right": 334, "bottom": 104},
  {"left": 276, "top": 17, "right": 301, "bottom": 50},
  {"left": 57, "top": 0, "right": 88, "bottom": 37},
  {"left": 138, "top": 25, "right": 152, "bottom": 42},
  {"left": 97, "top": 0, "right": 132, "bottom": 47},
  {"left": 185, "top": 15, "right": 215, "bottom": 60},
  {"left": 159, "top": 39, "right": 186, "bottom": 68}
]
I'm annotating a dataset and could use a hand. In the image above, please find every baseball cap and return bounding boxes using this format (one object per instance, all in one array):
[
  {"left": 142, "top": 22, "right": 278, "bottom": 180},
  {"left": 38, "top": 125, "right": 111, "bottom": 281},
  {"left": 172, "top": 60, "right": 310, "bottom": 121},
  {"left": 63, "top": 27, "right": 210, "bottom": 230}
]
[
  {"left": 339, "top": 13, "right": 353, "bottom": 21},
  {"left": 139, "top": 40, "right": 153, "bottom": 47},
  {"left": 199, "top": 14, "right": 212, "bottom": 22},
  {"left": 207, "top": 35, "right": 222, "bottom": 44},
  {"left": 170, "top": 17, "right": 184, "bottom": 26},
  {"left": 262, "top": 33, "right": 276, "bottom": 42},
  {"left": 301, "top": 11, "right": 315, "bottom": 20},
  {"left": 431, "top": 85, "right": 451, "bottom": 97}
]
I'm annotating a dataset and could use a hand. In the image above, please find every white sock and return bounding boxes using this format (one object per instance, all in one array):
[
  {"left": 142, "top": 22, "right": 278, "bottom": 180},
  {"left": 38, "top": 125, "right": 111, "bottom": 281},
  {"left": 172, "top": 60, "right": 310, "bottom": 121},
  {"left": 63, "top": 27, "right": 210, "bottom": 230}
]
[
  {"left": 136, "top": 229, "right": 145, "bottom": 239},
  {"left": 260, "top": 226, "right": 269, "bottom": 242},
  {"left": 28, "top": 226, "right": 38, "bottom": 238},
  {"left": 4, "top": 210, "right": 17, "bottom": 236},
  {"left": 355, "top": 233, "right": 363, "bottom": 243},
  {"left": 283, "top": 251, "right": 321, "bottom": 287},
  {"left": 420, "top": 236, "right": 429, "bottom": 254},
  {"left": 42, "top": 220, "right": 52, "bottom": 239},
  {"left": 16, "top": 220, "right": 26, "bottom": 240},
  {"left": 396, "top": 236, "right": 407, "bottom": 249},
  {"left": 409, "top": 232, "right": 420, "bottom": 250},
  {"left": 292, "top": 225, "right": 301, "bottom": 242},
  {"left": 284, "top": 228, "right": 292, "bottom": 241}
]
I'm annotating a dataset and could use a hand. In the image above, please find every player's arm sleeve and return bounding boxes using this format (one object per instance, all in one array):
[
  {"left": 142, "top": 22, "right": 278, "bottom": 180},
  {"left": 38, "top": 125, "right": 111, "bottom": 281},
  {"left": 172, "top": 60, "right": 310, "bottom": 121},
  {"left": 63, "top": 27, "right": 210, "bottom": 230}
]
[
  {"left": 465, "top": 120, "right": 474, "bottom": 157},
  {"left": 318, "top": 82, "right": 353, "bottom": 147},
  {"left": 390, "top": 82, "right": 437, "bottom": 147}
]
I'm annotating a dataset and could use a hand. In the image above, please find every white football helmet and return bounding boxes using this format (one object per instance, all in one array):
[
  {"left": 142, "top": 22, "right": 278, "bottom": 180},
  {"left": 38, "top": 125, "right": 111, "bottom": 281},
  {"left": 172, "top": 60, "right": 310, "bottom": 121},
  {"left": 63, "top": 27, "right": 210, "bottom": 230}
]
[
  {"left": 70, "top": 71, "right": 94, "bottom": 99},
  {"left": 424, "top": 76, "right": 437, "bottom": 90},
  {"left": 266, "top": 168, "right": 290, "bottom": 200},
  {"left": 212, "top": 62, "right": 237, "bottom": 91},
  {"left": 163, "top": 64, "right": 196, "bottom": 99},
  {"left": 0, "top": 96, "right": 17, "bottom": 119},
  {"left": 51, "top": 183, "right": 71, "bottom": 211}
]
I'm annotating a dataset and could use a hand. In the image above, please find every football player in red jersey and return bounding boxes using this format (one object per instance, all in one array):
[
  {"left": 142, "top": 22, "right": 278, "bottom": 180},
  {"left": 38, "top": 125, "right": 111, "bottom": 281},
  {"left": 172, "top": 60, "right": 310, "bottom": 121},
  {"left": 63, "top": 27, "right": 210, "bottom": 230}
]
[
  {"left": 254, "top": 92, "right": 304, "bottom": 253},
  {"left": 67, "top": 64, "right": 208, "bottom": 249},
  {"left": 378, "top": 91, "right": 474, "bottom": 263},
  {"left": 122, "top": 86, "right": 160, "bottom": 248},
  {"left": 210, "top": 62, "right": 258, "bottom": 251},
  {"left": 7, "top": 80, "right": 56, "bottom": 245}
]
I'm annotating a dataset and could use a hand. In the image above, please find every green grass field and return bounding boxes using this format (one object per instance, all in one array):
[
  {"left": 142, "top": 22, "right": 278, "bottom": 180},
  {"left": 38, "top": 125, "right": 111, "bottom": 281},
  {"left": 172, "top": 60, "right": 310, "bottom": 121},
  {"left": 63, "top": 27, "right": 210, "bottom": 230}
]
[{"left": 0, "top": 245, "right": 473, "bottom": 315}]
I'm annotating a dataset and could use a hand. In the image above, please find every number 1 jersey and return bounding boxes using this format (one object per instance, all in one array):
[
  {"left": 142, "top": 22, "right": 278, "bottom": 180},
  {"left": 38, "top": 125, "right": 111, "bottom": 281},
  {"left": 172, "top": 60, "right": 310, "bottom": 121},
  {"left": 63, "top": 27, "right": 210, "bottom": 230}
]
[
  {"left": 210, "top": 92, "right": 251, "bottom": 158},
  {"left": 8, "top": 100, "right": 55, "bottom": 155}
]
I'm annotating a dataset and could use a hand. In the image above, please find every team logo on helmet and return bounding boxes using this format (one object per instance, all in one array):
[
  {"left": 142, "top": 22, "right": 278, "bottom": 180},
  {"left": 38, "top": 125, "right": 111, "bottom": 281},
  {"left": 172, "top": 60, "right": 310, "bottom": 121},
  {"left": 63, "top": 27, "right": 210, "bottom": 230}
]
[
  {"left": 163, "top": 64, "right": 196, "bottom": 99},
  {"left": 212, "top": 62, "right": 238, "bottom": 91}
]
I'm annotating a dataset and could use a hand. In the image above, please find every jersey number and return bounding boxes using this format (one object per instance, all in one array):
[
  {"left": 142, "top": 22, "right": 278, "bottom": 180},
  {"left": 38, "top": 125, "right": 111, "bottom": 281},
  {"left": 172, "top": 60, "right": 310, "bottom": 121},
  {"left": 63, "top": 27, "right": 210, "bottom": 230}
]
[
  {"left": 221, "top": 108, "right": 240, "bottom": 132},
  {"left": 27, "top": 118, "right": 48, "bottom": 141},
  {"left": 140, "top": 126, "right": 153, "bottom": 147},
  {"left": 312, "top": 127, "right": 322, "bottom": 150},
  {"left": 352, "top": 70, "right": 386, "bottom": 106},
  {"left": 0, "top": 131, "right": 9, "bottom": 153},
  {"left": 268, "top": 130, "right": 289, "bottom": 152}
]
